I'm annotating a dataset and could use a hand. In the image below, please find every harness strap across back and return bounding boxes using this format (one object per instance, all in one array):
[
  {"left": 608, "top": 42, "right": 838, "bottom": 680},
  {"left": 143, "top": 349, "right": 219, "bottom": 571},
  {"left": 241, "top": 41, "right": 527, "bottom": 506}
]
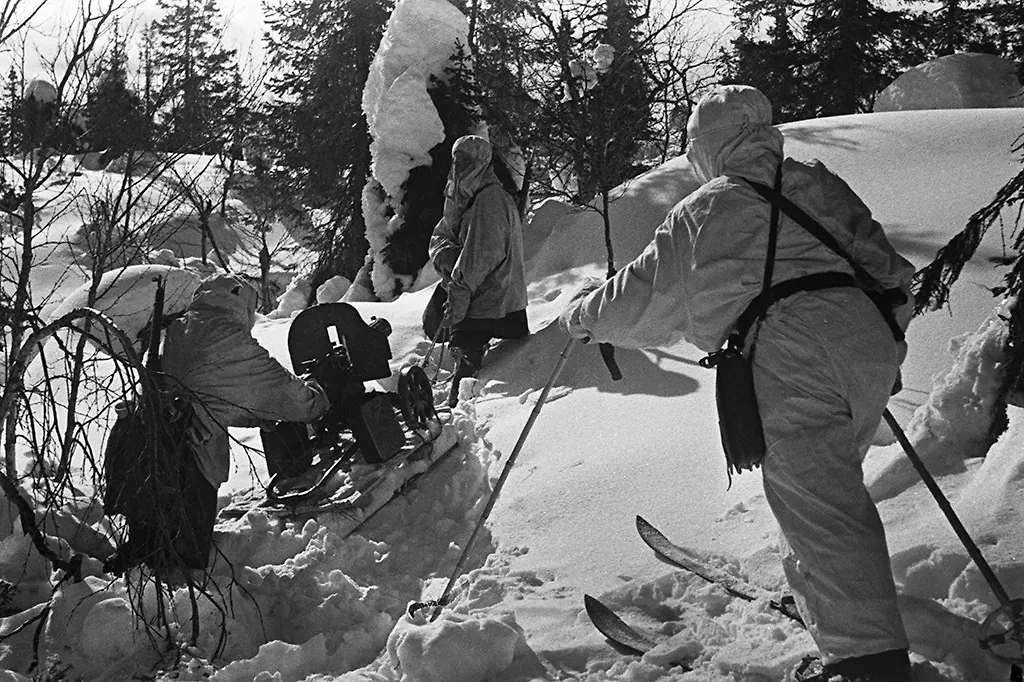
[
  {"left": 738, "top": 176, "right": 906, "bottom": 344},
  {"left": 733, "top": 271, "right": 859, "bottom": 346}
]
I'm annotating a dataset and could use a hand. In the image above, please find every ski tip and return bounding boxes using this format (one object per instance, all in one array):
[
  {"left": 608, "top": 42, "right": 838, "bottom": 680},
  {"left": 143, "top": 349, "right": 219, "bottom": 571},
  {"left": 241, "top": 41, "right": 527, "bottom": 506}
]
[
  {"left": 635, "top": 514, "right": 654, "bottom": 533},
  {"left": 583, "top": 593, "right": 659, "bottom": 657},
  {"left": 583, "top": 593, "right": 615, "bottom": 622}
]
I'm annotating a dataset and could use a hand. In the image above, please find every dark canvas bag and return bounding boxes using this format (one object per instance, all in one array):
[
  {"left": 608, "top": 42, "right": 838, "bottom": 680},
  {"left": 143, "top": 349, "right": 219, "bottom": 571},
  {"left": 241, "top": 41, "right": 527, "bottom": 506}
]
[{"left": 699, "top": 170, "right": 782, "bottom": 483}]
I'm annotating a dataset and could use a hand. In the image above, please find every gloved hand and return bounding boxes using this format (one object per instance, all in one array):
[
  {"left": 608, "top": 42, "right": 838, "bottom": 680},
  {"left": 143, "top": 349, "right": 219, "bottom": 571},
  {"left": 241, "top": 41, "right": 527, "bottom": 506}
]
[
  {"left": 890, "top": 369, "right": 903, "bottom": 396},
  {"left": 559, "top": 305, "right": 590, "bottom": 341},
  {"left": 559, "top": 278, "right": 603, "bottom": 341}
]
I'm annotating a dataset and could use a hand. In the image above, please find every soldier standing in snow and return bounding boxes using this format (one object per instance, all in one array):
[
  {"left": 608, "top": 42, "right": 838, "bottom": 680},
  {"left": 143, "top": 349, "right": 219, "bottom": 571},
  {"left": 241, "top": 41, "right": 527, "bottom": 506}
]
[
  {"left": 560, "top": 85, "right": 915, "bottom": 682},
  {"left": 428, "top": 135, "right": 529, "bottom": 407},
  {"left": 107, "top": 274, "right": 330, "bottom": 576}
]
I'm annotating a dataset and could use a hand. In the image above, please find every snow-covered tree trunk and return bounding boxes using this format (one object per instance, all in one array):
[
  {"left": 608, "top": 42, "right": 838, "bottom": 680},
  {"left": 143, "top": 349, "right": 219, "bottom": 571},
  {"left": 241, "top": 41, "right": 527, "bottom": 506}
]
[{"left": 357, "top": 0, "right": 476, "bottom": 302}]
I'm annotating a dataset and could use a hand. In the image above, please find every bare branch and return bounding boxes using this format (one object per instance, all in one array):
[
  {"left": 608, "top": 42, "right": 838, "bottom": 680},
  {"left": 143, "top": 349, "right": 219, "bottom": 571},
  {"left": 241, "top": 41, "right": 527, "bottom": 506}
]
[{"left": 0, "top": 0, "right": 48, "bottom": 47}]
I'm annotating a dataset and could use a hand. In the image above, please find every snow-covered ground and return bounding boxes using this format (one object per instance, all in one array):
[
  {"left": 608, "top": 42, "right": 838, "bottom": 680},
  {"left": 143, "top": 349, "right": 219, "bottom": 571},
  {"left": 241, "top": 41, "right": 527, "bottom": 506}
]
[{"left": 2, "top": 107, "right": 1024, "bottom": 681}]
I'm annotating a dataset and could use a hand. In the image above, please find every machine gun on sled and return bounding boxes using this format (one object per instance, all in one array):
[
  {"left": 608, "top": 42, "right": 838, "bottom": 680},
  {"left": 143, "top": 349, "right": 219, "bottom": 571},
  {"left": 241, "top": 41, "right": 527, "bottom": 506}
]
[{"left": 261, "top": 302, "right": 442, "bottom": 507}]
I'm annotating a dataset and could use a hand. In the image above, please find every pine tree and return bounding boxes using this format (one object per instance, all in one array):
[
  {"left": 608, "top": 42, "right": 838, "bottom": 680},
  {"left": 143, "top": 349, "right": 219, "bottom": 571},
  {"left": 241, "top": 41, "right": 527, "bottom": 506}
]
[
  {"left": 151, "top": 0, "right": 238, "bottom": 152},
  {"left": 263, "top": 0, "right": 391, "bottom": 291}
]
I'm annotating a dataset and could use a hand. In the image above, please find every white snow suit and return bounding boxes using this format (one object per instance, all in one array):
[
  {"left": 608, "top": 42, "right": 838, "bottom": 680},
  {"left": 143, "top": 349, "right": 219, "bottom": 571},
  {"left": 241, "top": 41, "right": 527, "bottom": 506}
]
[
  {"left": 563, "top": 85, "right": 915, "bottom": 665},
  {"left": 162, "top": 274, "right": 330, "bottom": 488},
  {"left": 428, "top": 135, "right": 527, "bottom": 326}
]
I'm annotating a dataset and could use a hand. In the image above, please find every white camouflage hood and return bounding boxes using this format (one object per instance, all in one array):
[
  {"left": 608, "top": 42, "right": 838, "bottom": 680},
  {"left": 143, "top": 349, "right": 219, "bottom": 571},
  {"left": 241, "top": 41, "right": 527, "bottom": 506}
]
[{"left": 685, "top": 84, "right": 784, "bottom": 184}]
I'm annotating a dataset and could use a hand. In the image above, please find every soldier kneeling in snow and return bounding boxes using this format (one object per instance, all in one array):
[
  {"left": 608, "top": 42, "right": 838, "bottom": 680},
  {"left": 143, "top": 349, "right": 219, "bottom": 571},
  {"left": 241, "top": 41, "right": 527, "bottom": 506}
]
[{"left": 105, "top": 274, "right": 329, "bottom": 577}]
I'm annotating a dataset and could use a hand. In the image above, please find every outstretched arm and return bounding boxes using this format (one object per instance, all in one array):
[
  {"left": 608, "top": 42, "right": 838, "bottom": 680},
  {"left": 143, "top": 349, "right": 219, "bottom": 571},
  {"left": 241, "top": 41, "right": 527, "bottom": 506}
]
[{"left": 570, "top": 214, "right": 695, "bottom": 350}]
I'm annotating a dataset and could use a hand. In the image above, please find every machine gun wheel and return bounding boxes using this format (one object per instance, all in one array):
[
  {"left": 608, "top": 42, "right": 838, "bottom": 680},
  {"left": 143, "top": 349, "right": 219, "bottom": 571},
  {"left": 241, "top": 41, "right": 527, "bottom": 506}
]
[{"left": 398, "top": 365, "right": 436, "bottom": 430}]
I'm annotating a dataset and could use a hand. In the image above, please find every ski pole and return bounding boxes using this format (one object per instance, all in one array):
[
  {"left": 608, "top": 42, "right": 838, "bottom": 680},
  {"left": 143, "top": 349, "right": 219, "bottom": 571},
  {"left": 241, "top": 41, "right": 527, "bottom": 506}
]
[
  {"left": 420, "top": 336, "right": 577, "bottom": 621},
  {"left": 882, "top": 408, "right": 1011, "bottom": 607}
]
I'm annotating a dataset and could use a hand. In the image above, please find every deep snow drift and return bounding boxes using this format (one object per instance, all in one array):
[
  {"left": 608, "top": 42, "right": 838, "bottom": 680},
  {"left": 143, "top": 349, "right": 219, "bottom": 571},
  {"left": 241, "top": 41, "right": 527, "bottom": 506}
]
[{"left": 2, "top": 107, "right": 1024, "bottom": 681}]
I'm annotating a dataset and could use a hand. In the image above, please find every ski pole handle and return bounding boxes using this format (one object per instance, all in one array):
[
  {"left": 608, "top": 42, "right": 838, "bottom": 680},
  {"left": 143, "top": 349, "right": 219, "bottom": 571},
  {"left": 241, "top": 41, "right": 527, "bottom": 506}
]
[
  {"left": 598, "top": 342, "right": 622, "bottom": 381},
  {"left": 598, "top": 268, "right": 622, "bottom": 380}
]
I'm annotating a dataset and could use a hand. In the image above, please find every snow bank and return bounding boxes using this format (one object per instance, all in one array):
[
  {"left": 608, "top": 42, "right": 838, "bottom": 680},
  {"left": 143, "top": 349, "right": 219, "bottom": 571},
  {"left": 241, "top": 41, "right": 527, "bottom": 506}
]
[
  {"left": 0, "top": 405, "right": 500, "bottom": 680},
  {"left": 316, "top": 275, "right": 352, "bottom": 304},
  {"left": 866, "top": 298, "right": 1012, "bottom": 501},
  {"left": 387, "top": 609, "right": 530, "bottom": 682}
]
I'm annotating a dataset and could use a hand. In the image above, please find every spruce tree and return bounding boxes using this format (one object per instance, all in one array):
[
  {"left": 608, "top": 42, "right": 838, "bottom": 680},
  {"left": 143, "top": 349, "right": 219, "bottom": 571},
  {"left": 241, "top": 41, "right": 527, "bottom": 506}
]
[
  {"left": 84, "top": 29, "right": 150, "bottom": 155},
  {"left": 803, "top": 0, "right": 922, "bottom": 116},
  {"left": 151, "top": 0, "right": 238, "bottom": 152},
  {"left": 914, "top": 143, "right": 1024, "bottom": 439},
  {"left": 726, "top": 0, "right": 810, "bottom": 123},
  {"left": 3, "top": 66, "right": 21, "bottom": 154},
  {"left": 535, "top": 0, "right": 655, "bottom": 276},
  {"left": 898, "top": 0, "right": 993, "bottom": 58},
  {"left": 263, "top": 0, "right": 391, "bottom": 291},
  {"left": 988, "top": 1, "right": 1024, "bottom": 63},
  {"left": 931, "top": 0, "right": 988, "bottom": 55},
  {"left": 462, "top": 0, "right": 537, "bottom": 210}
]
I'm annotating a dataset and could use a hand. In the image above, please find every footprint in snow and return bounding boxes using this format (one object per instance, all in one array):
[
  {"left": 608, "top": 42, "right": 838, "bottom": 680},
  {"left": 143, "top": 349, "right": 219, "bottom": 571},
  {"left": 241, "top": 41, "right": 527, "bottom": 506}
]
[{"left": 518, "top": 385, "right": 572, "bottom": 405}]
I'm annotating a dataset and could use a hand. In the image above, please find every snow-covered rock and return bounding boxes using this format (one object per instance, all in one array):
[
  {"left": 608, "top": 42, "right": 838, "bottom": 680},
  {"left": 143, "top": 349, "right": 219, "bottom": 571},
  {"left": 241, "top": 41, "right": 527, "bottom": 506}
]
[
  {"left": 265, "top": 275, "right": 310, "bottom": 319},
  {"left": 24, "top": 79, "right": 56, "bottom": 104},
  {"left": 48, "top": 264, "right": 202, "bottom": 355},
  {"left": 148, "top": 248, "right": 179, "bottom": 266},
  {"left": 315, "top": 275, "right": 352, "bottom": 304},
  {"left": 874, "top": 52, "right": 1024, "bottom": 112}
]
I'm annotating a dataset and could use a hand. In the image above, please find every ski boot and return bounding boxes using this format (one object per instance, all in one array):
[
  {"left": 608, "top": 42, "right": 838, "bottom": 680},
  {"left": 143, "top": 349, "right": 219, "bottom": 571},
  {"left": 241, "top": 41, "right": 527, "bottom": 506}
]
[{"left": 792, "top": 649, "right": 911, "bottom": 682}]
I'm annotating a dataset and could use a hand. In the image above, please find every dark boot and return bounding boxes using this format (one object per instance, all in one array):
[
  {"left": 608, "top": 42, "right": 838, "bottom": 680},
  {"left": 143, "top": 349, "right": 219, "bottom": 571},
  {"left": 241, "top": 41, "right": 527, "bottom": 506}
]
[
  {"left": 794, "top": 649, "right": 911, "bottom": 682},
  {"left": 448, "top": 346, "right": 484, "bottom": 407},
  {"left": 261, "top": 421, "right": 314, "bottom": 478}
]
